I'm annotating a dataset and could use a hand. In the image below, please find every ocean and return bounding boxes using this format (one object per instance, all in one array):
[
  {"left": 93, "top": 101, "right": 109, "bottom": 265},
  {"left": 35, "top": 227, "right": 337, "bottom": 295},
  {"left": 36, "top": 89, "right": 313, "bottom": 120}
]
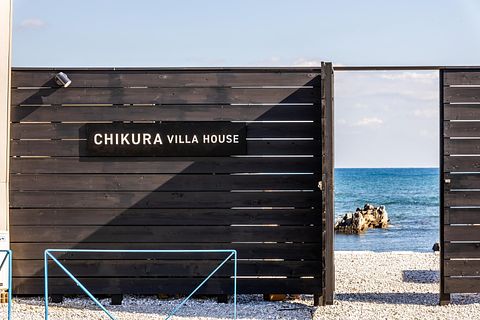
[{"left": 334, "top": 168, "right": 439, "bottom": 252}]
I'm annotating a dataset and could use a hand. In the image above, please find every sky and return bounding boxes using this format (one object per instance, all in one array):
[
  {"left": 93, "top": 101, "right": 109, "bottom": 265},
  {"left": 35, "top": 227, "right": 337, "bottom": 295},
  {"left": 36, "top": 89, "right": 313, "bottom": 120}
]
[{"left": 10, "top": 0, "right": 480, "bottom": 167}]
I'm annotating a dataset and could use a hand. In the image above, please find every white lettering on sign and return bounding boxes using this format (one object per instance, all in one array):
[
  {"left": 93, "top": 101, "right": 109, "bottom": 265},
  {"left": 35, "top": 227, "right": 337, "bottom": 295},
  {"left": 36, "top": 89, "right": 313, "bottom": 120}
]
[
  {"left": 131, "top": 134, "right": 141, "bottom": 145},
  {"left": 105, "top": 134, "right": 113, "bottom": 145},
  {"left": 94, "top": 133, "right": 103, "bottom": 145},
  {"left": 167, "top": 134, "right": 200, "bottom": 144},
  {"left": 93, "top": 133, "right": 241, "bottom": 146},
  {"left": 87, "top": 123, "right": 246, "bottom": 157},
  {"left": 203, "top": 134, "right": 240, "bottom": 144},
  {"left": 143, "top": 133, "right": 152, "bottom": 145},
  {"left": 153, "top": 133, "right": 163, "bottom": 144},
  {"left": 94, "top": 133, "right": 165, "bottom": 146},
  {"left": 121, "top": 134, "right": 130, "bottom": 145}
]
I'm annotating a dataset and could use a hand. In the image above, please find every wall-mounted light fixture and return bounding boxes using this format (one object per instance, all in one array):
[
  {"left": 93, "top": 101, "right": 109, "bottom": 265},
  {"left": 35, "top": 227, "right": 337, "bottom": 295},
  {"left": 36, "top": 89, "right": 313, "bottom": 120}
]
[{"left": 55, "top": 72, "right": 72, "bottom": 87}]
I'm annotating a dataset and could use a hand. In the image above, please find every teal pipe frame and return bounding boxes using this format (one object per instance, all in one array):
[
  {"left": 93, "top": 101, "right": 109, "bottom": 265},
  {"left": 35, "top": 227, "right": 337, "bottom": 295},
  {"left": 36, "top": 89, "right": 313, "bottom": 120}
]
[
  {"left": 44, "top": 249, "right": 237, "bottom": 320},
  {"left": 0, "top": 250, "right": 12, "bottom": 320}
]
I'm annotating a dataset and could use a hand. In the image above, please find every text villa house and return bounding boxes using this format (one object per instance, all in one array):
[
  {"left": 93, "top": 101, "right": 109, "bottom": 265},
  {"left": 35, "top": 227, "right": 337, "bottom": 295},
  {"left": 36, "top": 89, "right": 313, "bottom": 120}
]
[
  {"left": 86, "top": 122, "right": 247, "bottom": 157},
  {"left": 92, "top": 133, "right": 242, "bottom": 145}
]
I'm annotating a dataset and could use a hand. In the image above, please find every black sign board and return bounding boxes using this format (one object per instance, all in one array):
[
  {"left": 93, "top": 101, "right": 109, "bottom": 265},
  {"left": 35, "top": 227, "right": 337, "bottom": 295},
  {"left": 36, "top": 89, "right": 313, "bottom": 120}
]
[{"left": 86, "top": 122, "right": 247, "bottom": 157}]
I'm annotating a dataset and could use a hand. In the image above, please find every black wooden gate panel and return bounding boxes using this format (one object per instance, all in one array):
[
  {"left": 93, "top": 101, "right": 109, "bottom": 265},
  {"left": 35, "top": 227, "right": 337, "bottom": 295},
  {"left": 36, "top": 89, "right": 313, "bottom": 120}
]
[
  {"left": 441, "top": 68, "right": 480, "bottom": 304},
  {"left": 9, "top": 67, "right": 333, "bottom": 303}
]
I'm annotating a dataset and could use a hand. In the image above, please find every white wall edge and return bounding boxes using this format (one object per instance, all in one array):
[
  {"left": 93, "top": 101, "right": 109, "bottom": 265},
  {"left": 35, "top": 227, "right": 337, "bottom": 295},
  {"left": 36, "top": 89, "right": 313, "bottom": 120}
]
[{"left": 0, "top": 0, "right": 13, "bottom": 234}]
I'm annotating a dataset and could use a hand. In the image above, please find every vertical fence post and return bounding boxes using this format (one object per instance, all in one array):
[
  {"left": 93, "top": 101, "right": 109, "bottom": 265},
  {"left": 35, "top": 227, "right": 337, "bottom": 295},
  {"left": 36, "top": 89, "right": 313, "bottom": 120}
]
[
  {"left": 320, "top": 62, "right": 335, "bottom": 306},
  {"left": 438, "top": 69, "right": 450, "bottom": 305}
]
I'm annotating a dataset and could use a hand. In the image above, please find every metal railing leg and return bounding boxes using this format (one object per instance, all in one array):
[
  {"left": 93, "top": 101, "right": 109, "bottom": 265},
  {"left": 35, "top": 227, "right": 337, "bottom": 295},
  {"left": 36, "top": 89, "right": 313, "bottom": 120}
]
[
  {"left": 166, "top": 252, "right": 235, "bottom": 320},
  {"left": 8, "top": 250, "right": 11, "bottom": 320},
  {"left": 46, "top": 252, "right": 116, "bottom": 320},
  {"left": 233, "top": 250, "right": 237, "bottom": 320},
  {"left": 44, "top": 250, "right": 49, "bottom": 320}
]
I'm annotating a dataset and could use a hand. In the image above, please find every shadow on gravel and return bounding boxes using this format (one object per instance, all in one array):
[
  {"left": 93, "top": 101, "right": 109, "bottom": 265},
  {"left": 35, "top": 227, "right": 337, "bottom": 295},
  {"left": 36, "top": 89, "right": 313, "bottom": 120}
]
[
  {"left": 14, "top": 295, "right": 314, "bottom": 319},
  {"left": 335, "top": 293, "right": 438, "bottom": 305},
  {"left": 336, "top": 292, "right": 480, "bottom": 306},
  {"left": 402, "top": 270, "right": 439, "bottom": 283}
]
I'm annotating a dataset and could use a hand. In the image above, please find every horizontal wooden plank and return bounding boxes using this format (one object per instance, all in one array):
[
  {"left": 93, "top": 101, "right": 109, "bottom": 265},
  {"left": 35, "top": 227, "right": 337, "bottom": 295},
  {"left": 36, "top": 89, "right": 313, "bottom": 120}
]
[
  {"left": 10, "top": 174, "right": 319, "bottom": 191},
  {"left": 444, "top": 156, "right": 480, "bottom": 172},
  {"left": 444, "top": 70, "right": 480, "bottom": 86},
  {"left": 10, "top": 225, "right": 322, "bottom": 242},
  {"left": 11, "top": 70, "right": 321, "bottom": 88},
  {"left": 444, "top": 138, "right": 480, "bottom": 155},
  {"left": 12, "top": 277, "right": 323, "bottom": 295},
  {"left": 444, "top": 87, "right": 480, "bottom": 103},
  {"left": 11, "top": 140, "right": 321, "bottom": 156},
  {"left": 10, "top": 191, "right": 320, "bottom": 208},
  {"left": 12, "top": 88, "right": 320, "bottom": 105},
  {"left": 11, "top": 242, "right": 323, "bottom": 260},
  {"left": 11, "top": 122, "right": 321, "bottom": 139},
  {"left": 14, "top": 260, "right": 321, "bottom": 277},
  {"left": 444, "top": 242, "right": 480, "bottom": 259},
  {"left": 446, "top": 207, "right": 480, "bottom": 224},
  {"left": 10, "top": 208, "right": 321, "bottom": 226},
  {"left": 10, "top": 157, "right": 321, "bottom": 174},
  {"left": 444, "top": 260, "right": 480, "bottom": 277},
  {"left": 11, "top": 67, "right": 322, "bottom": 72},
  {"left": 11, "top": 105, "right": 320, "bottom": 122},
  {"left": 444, "top": 104, "right": 480, "bottom": 120},
  {"left": 444, "top": 121, "right": 480, "bottom": 137},
  {"left": 444, "top": 277, "right": 480, "bottom": 294},
  {"left": 444, "top": 225, "right": 480, "bottom": 241},
  {"left": 445, "top": 191, "right": 480, "bottom": 206},
  {"left": 445, "top": 173, "right": 480, "bottom": 189}
]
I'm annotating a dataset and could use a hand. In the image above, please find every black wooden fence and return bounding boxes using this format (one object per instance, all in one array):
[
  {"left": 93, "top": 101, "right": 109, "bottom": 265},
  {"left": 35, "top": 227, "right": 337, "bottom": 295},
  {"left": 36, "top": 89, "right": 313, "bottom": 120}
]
[
  {"left": 441, "top": 67, "right": 480, "bottom": 304},
  {"left": 9, "top": 66, "right": 334, "bottom": 305}
]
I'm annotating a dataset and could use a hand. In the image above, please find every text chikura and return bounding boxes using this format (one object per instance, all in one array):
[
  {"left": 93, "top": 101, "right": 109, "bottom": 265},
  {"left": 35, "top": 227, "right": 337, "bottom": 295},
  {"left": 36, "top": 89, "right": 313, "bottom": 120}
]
[{"left": 93, "top": 133, "right": 240, "bottom": 146}]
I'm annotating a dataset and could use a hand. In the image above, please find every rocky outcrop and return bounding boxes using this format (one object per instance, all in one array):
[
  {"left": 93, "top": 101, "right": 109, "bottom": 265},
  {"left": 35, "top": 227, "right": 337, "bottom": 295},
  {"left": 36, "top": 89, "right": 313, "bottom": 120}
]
[{"left": 335, "top": 204, "right": 389, "bottom": 234}]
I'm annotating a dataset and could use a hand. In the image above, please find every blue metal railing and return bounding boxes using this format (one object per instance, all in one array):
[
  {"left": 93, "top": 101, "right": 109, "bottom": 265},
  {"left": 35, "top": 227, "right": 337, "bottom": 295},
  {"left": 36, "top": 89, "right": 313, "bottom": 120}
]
[
  {"left": 44, "top": 249, "right": 237, "bottom": 320},
  {"left": 0, "top": 249, "right": 12, "bottom": 320}
]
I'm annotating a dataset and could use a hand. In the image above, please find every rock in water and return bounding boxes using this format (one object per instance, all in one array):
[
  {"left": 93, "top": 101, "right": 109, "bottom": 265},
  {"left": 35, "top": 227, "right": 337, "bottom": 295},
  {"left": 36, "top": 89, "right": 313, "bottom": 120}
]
[{"left": 335, "top": 203, "right": 389, "bottom": 234}]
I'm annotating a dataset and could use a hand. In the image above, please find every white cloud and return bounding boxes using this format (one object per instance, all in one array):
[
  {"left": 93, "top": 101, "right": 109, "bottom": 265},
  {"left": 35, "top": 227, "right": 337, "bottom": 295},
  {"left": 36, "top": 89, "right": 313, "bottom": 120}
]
[
  {"left": 335, "top": 71, "right": 438, "bottom": 102},
  {"left": 293, "top": 58, "right": 323, "bottom": 67},
  {"left": 413, "top": 108, "right": 438, "bottom": 119},
  {"left": 252, "top": 56, "right": 283, "bottom": 66},
  {"left": 19, "top": 18, "right": 47, "bottom": 29},
  {"left": 378, "top": 71, "right": 437, "bottom": 81},
  {"left": 419, "top": 129, "right": 435, "bottom": 138},
  {"left": 354, "top": 117, "right": 384, "bottom": 126},
  {"left": 335, "top": 71, "right": 439, "bottom": 167},
  {"left": 353, "top": 103, "right": 369, "bottom": 109},
  {"left": 266, "top": 56, "right": 281, "bottom": 63}
]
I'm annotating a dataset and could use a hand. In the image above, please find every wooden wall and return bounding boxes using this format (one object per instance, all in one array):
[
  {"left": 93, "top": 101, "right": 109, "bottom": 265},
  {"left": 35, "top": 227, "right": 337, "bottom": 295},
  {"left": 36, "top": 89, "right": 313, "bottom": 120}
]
[
  {"left": 441, "top": 68, "right": 480, "bottom": 304},
  {"left": 0, "top": 0, "right": 12, "bottom": 232},
  {"left": 9, "top": 68, "right": 333, "bottom": 303}
]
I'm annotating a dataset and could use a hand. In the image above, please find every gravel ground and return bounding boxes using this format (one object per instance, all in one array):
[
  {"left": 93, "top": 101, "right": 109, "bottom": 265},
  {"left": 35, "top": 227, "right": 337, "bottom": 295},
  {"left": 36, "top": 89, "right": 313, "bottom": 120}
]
[
  {"left": 1, "top": 252, "right": 479, "bottom": 319},
  {"left": 315, "top": 252, "right": 480, "bottom": 320}
]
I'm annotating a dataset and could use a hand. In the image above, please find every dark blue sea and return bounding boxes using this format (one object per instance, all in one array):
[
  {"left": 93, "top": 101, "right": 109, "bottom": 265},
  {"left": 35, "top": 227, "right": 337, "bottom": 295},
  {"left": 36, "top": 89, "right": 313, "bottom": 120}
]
[{"left": 334, "top": 168, "right": 439, "bottom": 252}]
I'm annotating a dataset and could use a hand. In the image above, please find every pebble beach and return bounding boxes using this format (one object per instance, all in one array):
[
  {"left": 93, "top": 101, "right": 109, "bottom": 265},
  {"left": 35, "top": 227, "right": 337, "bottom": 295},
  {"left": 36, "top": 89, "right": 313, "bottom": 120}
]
[{"left": 2, "top": 252, "right": 480, "bottom": 319}]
